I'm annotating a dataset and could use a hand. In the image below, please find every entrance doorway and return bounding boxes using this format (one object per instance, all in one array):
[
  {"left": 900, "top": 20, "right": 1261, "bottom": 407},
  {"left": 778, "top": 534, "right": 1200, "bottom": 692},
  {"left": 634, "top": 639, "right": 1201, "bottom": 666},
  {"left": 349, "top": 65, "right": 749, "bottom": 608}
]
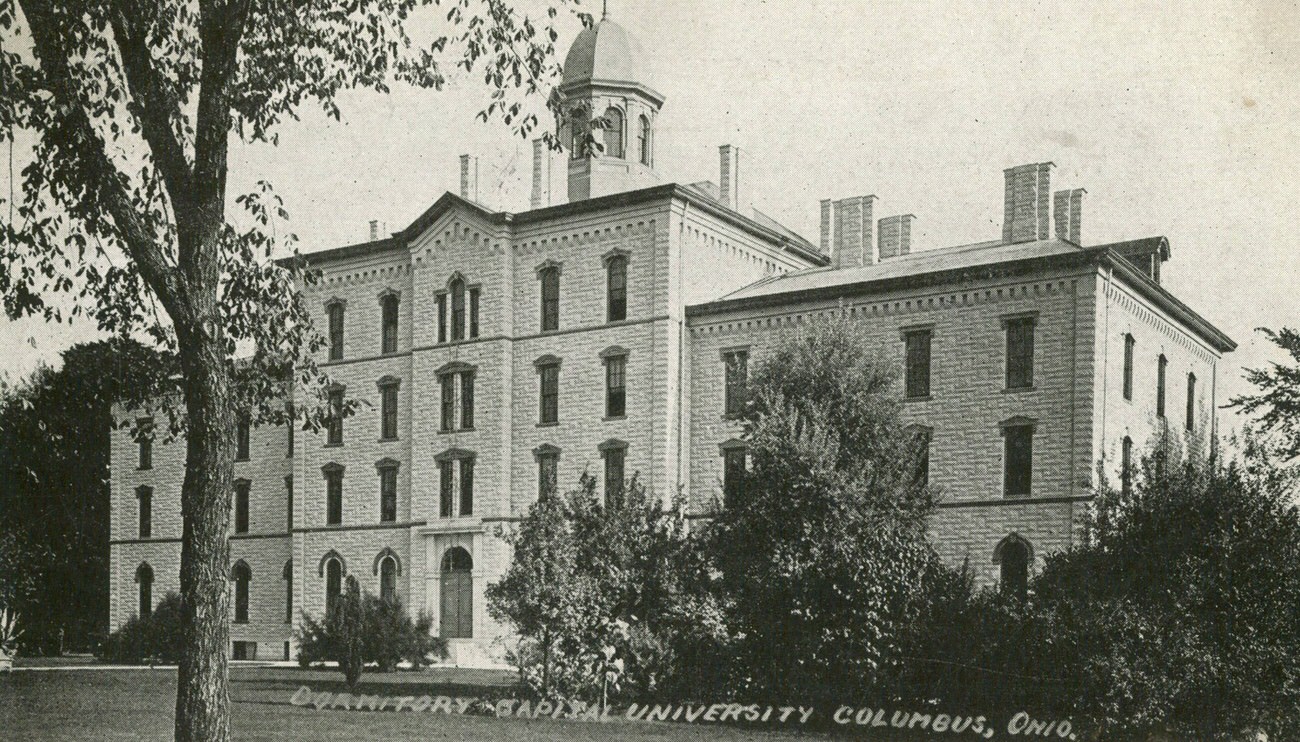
[{"left": 439, "top": 547, "right": 473, "bottom": 639}]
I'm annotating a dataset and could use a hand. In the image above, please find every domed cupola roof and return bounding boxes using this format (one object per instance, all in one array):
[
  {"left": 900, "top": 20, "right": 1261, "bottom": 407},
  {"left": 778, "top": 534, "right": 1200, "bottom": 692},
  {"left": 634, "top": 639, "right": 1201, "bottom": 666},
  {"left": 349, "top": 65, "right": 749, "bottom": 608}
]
[{"left": 560, "top": 19, "right": 660, "bottom": 101}]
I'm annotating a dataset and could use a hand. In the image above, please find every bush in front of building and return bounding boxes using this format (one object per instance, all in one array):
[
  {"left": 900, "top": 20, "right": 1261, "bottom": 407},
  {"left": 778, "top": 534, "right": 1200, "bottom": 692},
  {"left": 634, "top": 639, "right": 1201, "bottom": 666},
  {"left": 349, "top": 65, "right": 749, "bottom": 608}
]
[
  {"left": 704, "top": 314, "right": 948, "bottom": 704},
  {"left": 96, "top": 592, "right": 185, "bottom": 664},
  {"left": 297, "top": 576, "right": 446, "bottom": 686},
  {"left": 488, "top": 473, "right": 728, "bottom": 702}
]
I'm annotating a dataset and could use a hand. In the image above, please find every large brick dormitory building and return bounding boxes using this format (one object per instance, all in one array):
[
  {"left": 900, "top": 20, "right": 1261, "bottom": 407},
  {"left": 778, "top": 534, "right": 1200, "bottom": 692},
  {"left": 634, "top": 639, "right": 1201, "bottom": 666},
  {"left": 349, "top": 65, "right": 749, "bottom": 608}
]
[{"left": 108, "top": 16, "right": 1235, "bottom": 663}]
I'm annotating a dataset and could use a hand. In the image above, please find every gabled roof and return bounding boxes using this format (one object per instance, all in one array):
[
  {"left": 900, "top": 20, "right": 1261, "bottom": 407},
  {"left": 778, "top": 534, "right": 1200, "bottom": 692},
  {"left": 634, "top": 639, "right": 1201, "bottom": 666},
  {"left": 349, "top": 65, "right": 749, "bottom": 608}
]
[{"left": 687, "top": 236, "right": 1235, "bottom": 354}]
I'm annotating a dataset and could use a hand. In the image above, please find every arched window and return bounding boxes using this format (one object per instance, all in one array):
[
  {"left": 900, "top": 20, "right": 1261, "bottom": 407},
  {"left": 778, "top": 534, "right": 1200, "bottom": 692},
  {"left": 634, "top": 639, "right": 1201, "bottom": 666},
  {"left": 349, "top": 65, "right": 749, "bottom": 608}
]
[
  {"left": 602, "top": 107, "right": 624, "bottom": 158},
  {"left": 135, "top": 563, "right": 154, "bottom": 619},
  {"left": 440, "top": 547, "right": 473, "bottom": 639},
  {"left": 449, "top": 277, "right": 465, "bottom": 341},
  {"left": 379, "top": 557, "right": 397, "bottom": 604},
  {"left": 606, "top": 253, "right": 627, "bottom": 322},
  {"left": 282, "top": 560, "right": 293, "bottom": 624},
  {"left": 324, "top": 557, "right": 343, "bottom": 615},
  {"left": 637, "top": 114, "right": 651, "bottom": 165},
  {"left": 232, "top": 561, "right": 251, "bottom": 623},
  {"left": 995, "top": 535, "right": 1031, "bottom": 600},
  {"left": 570, "top": 110, "right": 586, "bottom": 159}
]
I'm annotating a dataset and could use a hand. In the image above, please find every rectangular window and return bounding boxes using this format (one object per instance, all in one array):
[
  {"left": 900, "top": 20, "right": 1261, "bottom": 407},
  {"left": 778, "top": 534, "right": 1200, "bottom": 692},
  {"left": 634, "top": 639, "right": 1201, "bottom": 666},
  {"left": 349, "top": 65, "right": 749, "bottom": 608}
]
[
  {"left": 606, "top": 356, "right": 626, "bottom": 418},
  {"left": 236, "top": 415, "right": 250, "bottom": 461},
  {"left": 1186, "top": 373, "right": 1197, "bottom": 432},
  {"left": 607, "top": 256, "right": 627, "bottom": 322},
  {"left": 1005, "top": 317, "right": 1035, "bottom": 389},
  {"left": 1121, "top": 436, "right": 1134, "bottom": 495},
  {"left": 381, "top": 296, "right": 398, "bottom": 354},
  {"left": 604, "top": 448, "right": 625, "bottom": 505},
  {"left": 540, "top": 267, "right": 560, "bottom": 332},
  {"left": 912, "top": 430, "right": 932, "bottom": 488},
  {"left": 439, "top": 461, "right": 454, "bottom": 518},
  {"left": 437, "top": 294, "right": 447, "bottom": 344},
  {"left": 1156, "top": 354, "right": 1167, "bottom": 418},
  {"left": 285, "top": 403, "right": 294, "bottom": 458},
  {"left": 285, "top": 476, "right": 293, "bottom": 532},
  {"left": 136, "top": 420, "right": 154, "bottom": 470},
  {"left": 459, "top": 459, "right": 474, "bottom": 516},
  {"left": 1123, "top": 334, "right": 1135, "bottom": 400},
  {"left": 234, "top": 481, "right": 250, "bottom": 534},
  {"left": 460, "top": 372, "right": 475, "bottom": 430},
  {"left": 1003, "top": 426, "right": 1033, "bottom": 498},
  {"left": 469, "top": 287, "right": 480, "bottom": 338},
  {"left": 138, "top": 489, "right": 152, "bottom": 539},
  {"left": 723, "top": 350, "right": 748, "bottom": 417},
  {"left": 722, "top": 448, "right": 746, "bottom": 507},
  {"left": 328, "top": 304, "right": 344, "bottom": 360},
  {"left": 904, "top": 330, "right": 932, "bottom": 399},
  {"left": 326, "top": 389, "right": 344, "bottom": 446},
  {"left": 538, "top": 453, "right": 558, "bottom": 498},
  {"left": 379, "top": 467, "right": 397, "bottom": 522},
  {"left": 539, "top": 365, "right": 559, "bottom": 424},
  {"left": 326, "top": 471, "right": 343, "bottom": 526},
  {"left": 380, "top": 385, "right": 398, "bottom": 440},
  {"left": 440, "top": 375, "right": 455, "bottom": 432}
]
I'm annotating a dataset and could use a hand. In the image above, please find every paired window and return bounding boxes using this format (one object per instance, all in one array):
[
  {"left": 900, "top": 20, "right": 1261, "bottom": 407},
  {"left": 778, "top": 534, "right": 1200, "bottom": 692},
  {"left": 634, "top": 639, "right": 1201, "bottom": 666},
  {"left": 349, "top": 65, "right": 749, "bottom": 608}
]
[
  {"left": 603, "top": 107, "right": 624, "bottom": 158},
  {"left": 380, "top": 293, "right": 399, "bottom": 354},
  {"left": 535, "top": 445, "right": 560, "bottom": 499},
  {"left": 600, "top": 440, "right": 627, "bottom": 506},
  {"left": 232, "top": 562, "right": 251, "bottom": 623},
  {"left": 234, "top": 480, "right": 250, "bottom": 534},
  {"left": 437, "top": 452, "right": 475, "bottom": 517},
  {"left": 323, "top": 464, "right": 344, "bottom": 526},
  {"left": 1002, "top": 419, "right": 1035, "bottom": 498},
  {"left": 537, "top": 359, "right": 560, "bottom": 425},
  {"left": 1004, "top": 316, "right": 1035, "bottom": 389},
  {"left": 606, "top": 253, "right": 628, "bottom": 322},
  {"left": 437, "top": 278, "right": 480, "bottom": 344},
  {"left": 1121, "top": 436, "right": 1134, "bottom": 495},
  {"left": 1186, "top": 373, "right": 1197, "bottom": 432},
  {"left": 326, "top": 387, "right": 344, "bottom": 446},
  {"left": 327, "top": 301, "right": 345, "bottom": 361},
  {"left": 539, "top": 265, "right": 561, "bottom": 332},
  {"left": 603, "top": 350, "right": 627, "bottom": 419},
  {"left": 438, "top": 366, "right": 475, "bottom": 432},
  {"left": 136, "top": 486, "right": 152, "bottom": 539},
  {"left": 378, "top": 461, "right": 398, "bottom": 523},
  {"left": 136, "top": 419, "right": 154, "bottom": 470},
  {"left": 136, "top": 563, "right": 153, "bottom": 619},
  {"left": 723, "top": 349, "right": 749, "bottom": 417},
  {"left": 1122, "top": 333, "right": 1135, "bottom": 400},
  {"left": 282, "top": 560, "right": 293, "bottom": 624},
  {"left": 236, "top": 415, "right": 250, "bottom": 461},
  {"left": 1156, "top": 354, "right": 1168, "bottom": 418},
  {"left": 378, "top": 378, "right": 399, "bottom": 441},
  {"left": 720, "top": 442, "right": 746, "bottom": 508},
  {"left": 904, "top": 329, "right": 932, "bottom": 399},
  {"left": 638, "top": 114, "right": 651, "bottom": 166}
]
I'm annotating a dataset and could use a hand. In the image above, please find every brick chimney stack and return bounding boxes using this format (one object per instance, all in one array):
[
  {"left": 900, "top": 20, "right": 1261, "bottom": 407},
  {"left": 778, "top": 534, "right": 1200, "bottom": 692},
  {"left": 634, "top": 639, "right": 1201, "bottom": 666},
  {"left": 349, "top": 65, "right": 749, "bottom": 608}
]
[
  {"left": 823, "top": 195, "right": 877, "bottom": 269},
  {"left": 459, "top": 154, "right": 479, "bottom": 202},
  {"left": 1053, "top": 188, "right": 1085, "bottom": 245},
  {"left": 878, "top": 214, "right": 916, "bottom": 259},
  {"left": 719, "top": 145, "right": 753, "bottom": 215},
  {"left": 1003, "top": 162, "right": 1054, "bottom": 244},
  {"left": 530, "top": 139, "right": 547, "bottom": 209},
  {"left": 369, "top": 220, "right": 380, "bottom": 241}
]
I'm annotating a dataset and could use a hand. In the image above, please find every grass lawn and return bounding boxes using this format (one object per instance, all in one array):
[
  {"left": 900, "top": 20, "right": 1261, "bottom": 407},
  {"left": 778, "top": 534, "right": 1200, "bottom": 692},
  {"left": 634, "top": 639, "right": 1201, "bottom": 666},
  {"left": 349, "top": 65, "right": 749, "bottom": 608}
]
[{"left": 0, "top": 667, "right": 846, "bottom": 741}]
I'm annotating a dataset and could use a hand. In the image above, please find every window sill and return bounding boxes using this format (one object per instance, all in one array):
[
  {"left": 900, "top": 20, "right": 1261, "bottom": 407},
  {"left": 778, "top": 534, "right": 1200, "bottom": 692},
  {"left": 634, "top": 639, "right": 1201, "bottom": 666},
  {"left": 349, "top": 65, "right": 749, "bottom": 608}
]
[
  {"left": 233, "top": 620, "right": 248, "bottom": 625},
  {"left": 136, "top": 466, "right": 152, "bottom": 471},
  {"left": 323, "top": 442, "right": 343, "bottom": 449},
  {"left": 1002, "top": 386, "right": 1036, "bottom": 394},
  {"left": 438, "top": 427, "right": 475, "bottom": 434},
  {"left": 235, "top": 458, "right": 249, "bottom": 463},
  {"left": 603, "top": 415, "right": 627, "bottom": 422},
  {"left": 903, "top": 395, "right": 932, "bottom": 403},
  {"left": 606, "top": 317, "right": 629, "bottom": 326},
  {"left": 378, "top": 436, "right": 399, "bottom": 443},
  {"left": 537, "top": 421, "right": 559, "bottom": 428},
  {"left": 721, "top": 412, "right": 744, "bottom": 421}
]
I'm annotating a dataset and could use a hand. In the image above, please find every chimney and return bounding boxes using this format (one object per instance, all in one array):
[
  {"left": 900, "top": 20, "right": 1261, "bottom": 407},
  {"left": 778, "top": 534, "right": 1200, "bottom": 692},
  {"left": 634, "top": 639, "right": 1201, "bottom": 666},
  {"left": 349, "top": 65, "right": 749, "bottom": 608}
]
[
  {"left": 819, "top": 199, "right": 833, "bottom": 256},
  {"left": 1002, "top": 162, "right": 1054, "bottom": 244},
  {"left": 878, "top": 214, "right": 916, "bottom": 259},
  {"left": 831, "top": 195, "right": 876, "bottom": 269},
  {"left": 459, "top": 154, "right": 479, "bottom": 201},
  {"left": 718, "top": 145, "right": 753, "bottom": 215},
  {"left": 369, "top": 220, "right": 380, "bottom": 241},
  {"left": 530, "top": 139, "right": 548, "bottom": 210},
  {"left": 1053, "top": 188, "right": 1085, "bottom": 245}
]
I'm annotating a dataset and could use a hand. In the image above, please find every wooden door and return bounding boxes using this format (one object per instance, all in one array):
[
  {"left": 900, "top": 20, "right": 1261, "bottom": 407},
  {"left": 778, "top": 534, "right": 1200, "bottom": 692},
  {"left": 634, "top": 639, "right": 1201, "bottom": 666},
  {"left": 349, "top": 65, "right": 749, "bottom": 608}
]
[{"left": 439, "top": 547, "right": 473, "bottom": 639}]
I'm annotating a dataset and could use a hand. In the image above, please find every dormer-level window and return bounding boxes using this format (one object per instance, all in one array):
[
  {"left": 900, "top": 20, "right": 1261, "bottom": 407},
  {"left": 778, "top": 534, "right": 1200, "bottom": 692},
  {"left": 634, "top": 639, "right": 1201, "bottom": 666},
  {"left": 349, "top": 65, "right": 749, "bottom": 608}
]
[
  {"left": 1186, "top": 373, "right": 1197, "bottom": 432},
  {"left": 539, "top": 266, "right": 560, "bottom": 332},
  {"left": 380, "top": 293, "right": 399, "bottom": 354},
  {"left": 450, "top": 277, "right": 466, "bottom": 341},
  {"left": 603, "top": 107, "right": 624, "bottom": 158},
  {"left": 236, "top": 414, "right": 250, "bottom": 461},
  {"left": 136, "top": 418, "right": 154, "bottom": 470},
  {"left": 638, "top": 115, "right": 651, "bottom": 166},
  {"left": 327, "top": 302, "right": 345, "bottom": 360},
  {"left": 1156, "top": 354, "right": 1168, "bottom": 418},
  {"left": 606, "top": 254, "right": 628, "bottom": 322},
  {"left": 1123, "top": 334, "right": 1135, "bottom": 400},
  {"left": 1004, "top": 316, "right": 1035, "bottom": 390}
]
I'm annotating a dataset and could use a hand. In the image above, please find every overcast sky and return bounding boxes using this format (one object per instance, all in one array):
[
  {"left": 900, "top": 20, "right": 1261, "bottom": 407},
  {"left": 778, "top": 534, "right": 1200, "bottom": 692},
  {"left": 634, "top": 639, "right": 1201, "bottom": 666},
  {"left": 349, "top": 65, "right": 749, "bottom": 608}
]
[{"left": 2, "top": 0, "right": 1298, "bottom": 436}]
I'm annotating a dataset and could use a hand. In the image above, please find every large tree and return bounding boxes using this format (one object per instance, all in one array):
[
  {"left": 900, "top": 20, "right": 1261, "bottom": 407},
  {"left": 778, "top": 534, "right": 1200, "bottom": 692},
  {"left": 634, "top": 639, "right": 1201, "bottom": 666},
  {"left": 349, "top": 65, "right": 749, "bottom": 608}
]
[
  {"left": 1231, "top": 326, "right": 1300, "bottom": 463},
  {"left": 0, "top": 2, "right": 573, "bottom": 738}
]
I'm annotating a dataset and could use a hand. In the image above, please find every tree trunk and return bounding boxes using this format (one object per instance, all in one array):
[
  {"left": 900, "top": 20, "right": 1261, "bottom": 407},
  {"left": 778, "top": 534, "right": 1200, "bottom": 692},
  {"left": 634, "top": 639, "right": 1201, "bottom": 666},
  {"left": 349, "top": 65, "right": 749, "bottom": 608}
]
[{"left": 173, "top": 330, "right": 234, "bottom": 742}]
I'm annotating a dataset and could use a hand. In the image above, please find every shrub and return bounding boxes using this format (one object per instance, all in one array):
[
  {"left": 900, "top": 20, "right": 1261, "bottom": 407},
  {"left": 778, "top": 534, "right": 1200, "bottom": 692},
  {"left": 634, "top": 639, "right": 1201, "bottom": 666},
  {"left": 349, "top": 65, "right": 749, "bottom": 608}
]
[
  {"left": 297, "top": 576, "right": 445, "bottom": 687},
  {"left": 96, "top": 592, "right": 184, "bottom": 664}
]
